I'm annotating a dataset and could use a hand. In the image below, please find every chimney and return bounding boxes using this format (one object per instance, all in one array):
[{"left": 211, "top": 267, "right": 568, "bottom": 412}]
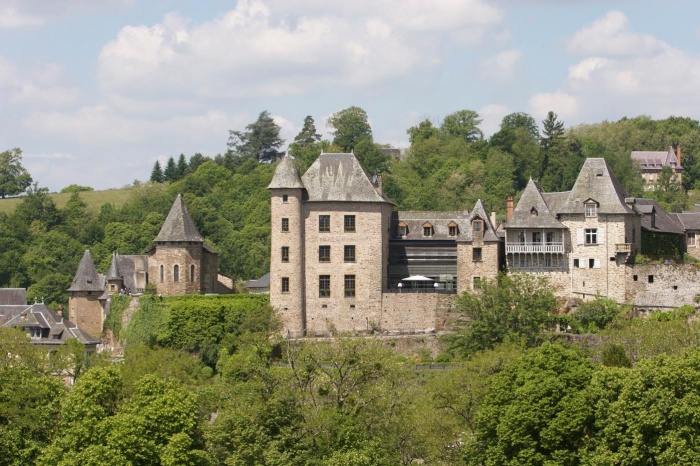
[
  {"left": 506, "top": 195, "right": 514, "bottom": 221},
  {"left": 490, "top": 211, "right": 497, "bottom": 226}
]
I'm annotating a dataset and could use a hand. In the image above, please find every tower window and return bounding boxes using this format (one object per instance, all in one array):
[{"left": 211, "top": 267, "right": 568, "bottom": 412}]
[
  {"left": 190, "top": 265, "right": 195, "bottom": 283},
  {"left": 473, "top": 220, "right": 482, "bottom": 232},
  {"left": 281, "top": 218, "right": 289, "bottom": 232},
  {"left": 344, "top": 275, "right": 356, "bottom": 297},
  {"left": 319, "top": 215, "right": 331, "bottom": 232},
  {"left": 319, "top": 245, "right": 331, "bottom": 262},
  {"left": 282, "top": 246, "right": 289, "bottom": 262},
  {"left": 473, "top": 247, "right": 482, "bottom": 262},
  {"left": 319, "top": 275, "right": 330, "bottom": 297},
  {"left": 282, "top": 277, "right": 289, "bottom": 293},
  {"left": 344, "top": 215, "right": 356, "bottom": 232},
  {"left": 344, "top": 245, "right": 356, "bottom": 262},
  {"left": 585, "top": 228, "right": 598, "bottom": 244},
  {"left": 282, "top": 194, "right": 288, "bottom": 203},
  {"left": 173, "top": 265, "right": 179, "bottom": 283}
]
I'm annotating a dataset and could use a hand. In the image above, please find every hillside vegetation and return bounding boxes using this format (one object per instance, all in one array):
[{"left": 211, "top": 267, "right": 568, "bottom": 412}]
[{"left": 0, "top": 187, "right": 133, "bottom": 214}]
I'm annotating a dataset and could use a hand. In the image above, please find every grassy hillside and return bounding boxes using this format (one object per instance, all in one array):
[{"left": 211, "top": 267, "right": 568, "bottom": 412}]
[{"left": 0, "top": 187, "right": 133, "bottom": 214}]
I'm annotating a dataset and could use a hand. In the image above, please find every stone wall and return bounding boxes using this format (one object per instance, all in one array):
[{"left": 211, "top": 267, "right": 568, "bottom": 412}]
[
  {"left": 626, "top": 264, "right": 700, "bottom": 309},
  {"left": 381, "top": 292, "right": 454, "bottom": 333},
  {"left": 457, "top": 242, "right": 500, "bottom": 293},
  {"left": 148, "top": 242, "right": 204, "bottom": 296},
  {"left": 68, "top": 291, "right": 103, "bottom": 338}
]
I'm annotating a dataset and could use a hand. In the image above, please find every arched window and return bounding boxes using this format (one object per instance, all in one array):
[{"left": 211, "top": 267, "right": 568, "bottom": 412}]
[
  {"left": 160, "top": 265, "right": 164, "bottom": 283},
  {"left": 174, "top": 265, "right": 179, "bottom": 283},
  {"left": 190, "top": 265, "right": 195, "bottom": 283}
]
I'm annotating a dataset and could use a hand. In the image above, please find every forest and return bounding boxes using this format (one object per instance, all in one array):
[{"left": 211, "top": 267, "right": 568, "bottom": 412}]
[{"left": 1, "top": 108, "right": 699, "bottom": 308}]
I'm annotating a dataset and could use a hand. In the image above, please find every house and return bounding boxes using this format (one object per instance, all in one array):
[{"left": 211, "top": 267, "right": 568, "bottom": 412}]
[
  {"left": 245, "top": 273, "right": 270, "bottom": 294},
  {"left": 631, "top": 146, "right": 683, "bottom": 187},
  {"left": 0, "top": 288, "right": 100, "bottom": 353}
]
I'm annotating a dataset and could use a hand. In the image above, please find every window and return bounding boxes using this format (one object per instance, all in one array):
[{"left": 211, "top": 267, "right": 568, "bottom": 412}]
[
  {"left": 585, "top": 203, "right": 597, "bottom": 217},
  {"left": 473, "top": 247, "right": 482, "bottom": 262},
  {"left": 589, "top": 258, "right": 595, "bottom": 269},
  {"left": 319, "top": 215, "right": 331, "bottom": 232},
  {"left": 282, "top": 277, "right": 289, "bottom": 293},
  {"left": 473, "top": 277, "right": 482, "bottom": 290},
  {"left": 423, "top": 224, "right": 433, "bottom": 237},
  {"left": 398, "top": 222, "right": 408, "bottom": 237},
  {"left": 648, "top": 275, "right": 654, "bottom": 283},
  {"left": 282, "top": 194, "right": 288, "bottom": 203},
  {"left": 449, "top": 226, "right": 457, "bottom": 236},
  {"left": 173, "top": 265, "right": 179, "bottom": 283},
  {"left": 344, "top": 245, "right": 356, "bottom": 262},
  {"left": 546, "top": 232, "right": 555, "bottom": 245},
  {"left": 190, "top": 265, "right": 195, "bottom": 283},
  {"left": 281, "top": 246, "right": 289, "bottom": 262},
  {"left": 473, "top": 220, "right": 482, "bottom": 232},
  {"left": 344, "top": 275, "right": 355, "bottom": 297},
  {"left": 573, "top": 259, "right": 580, "bottom": 268},
  {"left": 319, "top": 275, "right": 330, "bottom": 297},
  {"left": 282, "top": 218, "right": 289, "bottom": 232},
  {"left": 344, "top": 215, "right": 356, "bottom": 232},
  {"left": 319, "top": 245, "right": 331, "bottom": 262},
  {"left": 518, "top": 232, "right": 525, "bottom": 244},
  {"left": 448, "top": 222, "right": 458, "bottom": 237},
  {"left": 688, "top": 232, "right": 696, "bottom": 247},
  {"left": 633, "top": 274, "right": 638, "bottom": 282},
  {"left": 160, "top": 265, "right": 164, "bottom": 282},
  {"left": 544, "top": 256, "right": 552, "bottom": 268},
  {"left": 532, "top": 232, "right": 541, "bottom": 243},
  {"left": 585, "top": 228, "right": 597, "bottom": 245}
]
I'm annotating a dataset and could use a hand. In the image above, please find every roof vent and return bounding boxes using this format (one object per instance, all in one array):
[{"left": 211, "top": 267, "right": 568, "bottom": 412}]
[{"left": 596, "top": 170, "right": 604, "bottom": 177}]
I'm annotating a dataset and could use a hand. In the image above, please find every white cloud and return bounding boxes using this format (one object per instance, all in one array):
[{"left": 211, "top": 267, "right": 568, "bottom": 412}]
[
  {"left": 528, "top": 91, "right": 578, "bottom": 121},
  {"left": 568, "top": 10, "right": 668, "bottom": 57},
  {"left": 479, "top": 49, "right": 522, "bottom": 81},
  {"left": 0, "top": 0, "right": 132, "bottom": 28},
  {"left": 479, "top": 104, "right": 511, "bottom": 137}
]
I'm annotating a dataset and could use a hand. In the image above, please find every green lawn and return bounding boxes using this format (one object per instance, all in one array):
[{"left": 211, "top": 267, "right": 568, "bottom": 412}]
[{"left": 0, "top": 188, "right": 134, "bottom": 214}]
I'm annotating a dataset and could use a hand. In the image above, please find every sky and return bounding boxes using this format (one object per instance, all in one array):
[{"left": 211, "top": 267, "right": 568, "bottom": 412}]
[{"left": 2, "top": 0, "right": 700, "bottom": 192}]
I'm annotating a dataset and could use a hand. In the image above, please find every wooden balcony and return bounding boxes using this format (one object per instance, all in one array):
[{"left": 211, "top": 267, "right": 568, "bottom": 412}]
[
  {"left": 506, "top": 242, "right": 565, "bottom": 254},
  {"left": 616, "top": 243, "right": 632, "bottom": 253}
]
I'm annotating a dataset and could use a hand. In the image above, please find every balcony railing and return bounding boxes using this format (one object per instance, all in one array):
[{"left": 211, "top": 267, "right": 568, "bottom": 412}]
[
  {"left": 506, "top": 242, "right": 565, "bottom": 254},
  {"left": 616, "top": 243, "right": 632, "bottom": 253}
]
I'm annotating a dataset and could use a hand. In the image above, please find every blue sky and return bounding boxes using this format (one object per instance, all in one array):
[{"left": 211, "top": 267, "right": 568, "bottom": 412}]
[{"left": 2, "top": 0, "right": 700, "bottom": 191}]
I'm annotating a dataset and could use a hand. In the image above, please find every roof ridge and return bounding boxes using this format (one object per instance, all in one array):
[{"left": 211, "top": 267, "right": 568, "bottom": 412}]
[{"left": 153, "top": 194, "right": 204, "bottom": 242}]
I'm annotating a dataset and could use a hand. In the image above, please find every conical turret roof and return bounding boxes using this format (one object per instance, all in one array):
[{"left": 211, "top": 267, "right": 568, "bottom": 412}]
[
  {"left": 106, "top": 252, "right": 120, "bottom": 280},
  {"left": 268, "top": 154, "right": 304, "bottom": 189},
  {"left": 68, "top": 250, "right": 104, "bottom": 292},
  {"left": 154, "top": 194, "right": 203, "bottom": 242}
]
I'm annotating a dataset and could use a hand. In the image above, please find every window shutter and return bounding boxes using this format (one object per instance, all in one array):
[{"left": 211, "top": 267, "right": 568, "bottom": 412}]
[
  {"left": 597, "top": 228, "right": 605, "bottom": 244},
  {"left": 579, "top": 259, "right": 586, "bottom": 269},
  {"left": 593, "top": 259, "right": 601, "bottom": 269},
  {"left": 577, "top": 228, "right": 584, "bottom": 245}
]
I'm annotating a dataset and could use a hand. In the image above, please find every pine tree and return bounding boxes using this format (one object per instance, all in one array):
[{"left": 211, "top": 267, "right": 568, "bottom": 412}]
[
  {"left": 294, "top": 115, "right": 322, "bottom": 146},
  {"left": 164, "top": 156, "right": 178, "bottom": 182},
  {"left": 150, "top": 160, "right": 165, "bottom": 183},
  {"left": 176, "top": 154, "right": 188, "bottom": 179}
]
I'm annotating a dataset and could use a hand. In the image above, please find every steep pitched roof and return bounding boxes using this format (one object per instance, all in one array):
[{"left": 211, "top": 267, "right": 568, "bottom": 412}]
[
  {"left": 106, "top": 252, "right": 120, "bottom": 280},
  {"left": 0, "top": 302, "right": 100, "bottom": 345},
  {"left": 677, "top": 212, "right": 700, "bottom": 230},
  {"left": 392, "top": 210, "right": 469, "bottom": 240},
  {"left": 154, "top": 194, "right": 203, "bottom": 242},
  {"left": 631, "top": 146, "right": 682, "bottom": 171},
  {"left": 301, "top": 153, "right": 394, "bottom": 203},
  {"left": 506, "top": 179, "right": 567, "bottom": 229},
  {"left": 631, "top": 198, "right": 684, "bottom": 234},
  {"left": 0, "top": 288, "right": 27, "bottom": 306},
  {"left": 460, "top": 200, "right": 500, "bottom": 242},
  {"left": 68, "top": 250, "right": 104, "bottom": 292},
  {"left": 268, "top": 154, "right": 304, "bottom": 189},
  {"left": 557, "top": 158, "right": 634, "bottom": 215}
]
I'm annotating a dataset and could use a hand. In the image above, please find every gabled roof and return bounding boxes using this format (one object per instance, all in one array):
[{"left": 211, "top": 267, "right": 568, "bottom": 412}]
[
  {"left": 268, "top": 154, "right": 304, "bottom": 189},
  {"left": 245, "top": 273, "right": 270, "bottom": 289},
  {"left": 506, "top": 179, "right": 567, "bottom": 229},
  {"left": 460, "top": 200, "right": 500, "bottom": 242},
  {"left": 391, "top": 210, "right": 469, "bottom": 240},
  {"left": 631, "top": 198, "right": 684, "bottom": 234},
  {"left": 154, "top": 194, "right": 204, "bottom": 242},
  {"left": 557, "top": 158, "right": 634, "bottom": 215},
  {"left": 301, "top": 153, "right": 394, "bottom": 204},
  {"left": 0, "top": 302, "right": 100, "bottom": 345},
  {"left": 631, "top": 146, "right": 682, "bottom": 171},
  {"left": 68, "top": 250, "right": 104, "bottom": 292},
  {"left": 677, "top": 212, "right": 700, "bottom": 230}
]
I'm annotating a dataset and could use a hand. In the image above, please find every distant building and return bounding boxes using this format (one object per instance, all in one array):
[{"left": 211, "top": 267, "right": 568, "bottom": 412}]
[
  {"left": 631, "top": 146, "right": 683, "bottom": 187},
  {"left": 0, "top": 288, "right": 100, "bottom": 353},
  {"left": 245, "top": 273, "right": 270, "bottom": 294}
]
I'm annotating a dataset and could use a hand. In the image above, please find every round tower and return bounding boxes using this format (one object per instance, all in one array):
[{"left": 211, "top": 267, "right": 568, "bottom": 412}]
[{"left": 268, "top": 154, "right": 306, "bottom": 337}]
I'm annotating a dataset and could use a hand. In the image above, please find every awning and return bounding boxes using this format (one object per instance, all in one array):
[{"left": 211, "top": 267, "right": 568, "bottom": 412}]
[{"left": 401, "top": 275, "right": 433, "bottom": 281}]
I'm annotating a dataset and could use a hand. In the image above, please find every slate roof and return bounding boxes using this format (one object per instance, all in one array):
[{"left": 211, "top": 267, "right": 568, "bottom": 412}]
[
  {"left": 676, "top": 211, "right": 700, "bottom": 230},
  {"left": 391, "top": 210, "right": 469, "bottom": 240},
  {"left": 0, "top": 302, "right": 100, "bottom": 346},
  {"left": 631, "top": 146, "right": 682, "bottom": 171},
  {"left": 68, "top": 250, "right": 104, "bottom": 292},
  {"left": 506, "top": 179, "right": 567, "bottom": 229},
  {"left": 0, "top": 288, "right": 27, "bottom": 306},
  {"left": 106, "top": 252, "right": 120, "bottom": 280},
  {"left": 154, "top": 194, "right": 204, "bottom": 242},
  {"left": 268, "top": 154, "right": 304, "bottom": 189},
  {"left": 460, "top": 200, "right": 500, "bottom": 242},
  {"left": 106, "top": 253, "right": 149, "bottom": 292},
  {"left": 301, "top": 153, "right": 394, "bottom": 204},
  {"left": 245, "top": 273, "right": 270, "bottom": 289},
  {"left": 557, "top": 158, "right": 635, "bottom": 215},
  {"left": 630, "top": 198, "right": 684, "bottom": 234}
]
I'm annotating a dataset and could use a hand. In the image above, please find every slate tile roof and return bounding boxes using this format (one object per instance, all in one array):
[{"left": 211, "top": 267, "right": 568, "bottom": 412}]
[
  {"left": 392, "top": 210, "right": 469, "bottom": 240},
  {"left": 301, "top": 153, "right": 394, "bottom": 204},
  {"left": 558, "top": 158, "right": 635, "bottom": 215},
  {"left": 631, "top": 146, "right": 682, "bottom": 171},
  {"left": 268, "top": 154, "right": 304, "bottom": 189},
  {"left": 506, "top": 179, "right": 567, "bottom": 229},
  {"left": 0, "top": 288, "right": 27, "bottom": 305},
  {"left": 154, "top": 194, "right": 204, "bottom": 242},
  {"left": 0, "top": 302, "right": 100, "bottom": 346},
  {"left": 67, "top": 250, "right": 104, "bottom": 292},
  {"left": 630, "top": 198, "right": 684, "bottom": 234}
]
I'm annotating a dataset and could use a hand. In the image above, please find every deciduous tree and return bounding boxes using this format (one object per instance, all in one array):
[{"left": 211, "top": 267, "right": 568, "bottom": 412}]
[
  {"left": 440, "top": 110, "right": 483, "bottom": 143},
  {"left": 0, "top": 148, "right": 33, "bottom": 198},
  {"left": 327, "top": 106, "right": 373, "bottom": 151}
]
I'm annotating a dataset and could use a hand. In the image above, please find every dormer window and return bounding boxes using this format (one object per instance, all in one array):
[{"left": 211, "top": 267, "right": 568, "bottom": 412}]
[
  {"left": 530, "top": 207, "right": 538, "bottom": 217},
  {"left": 423, "top": 222, "right": 433, "bottom": 237},
  {"left": 473, "top": 219, "right": 482, "bottom": 232},
  {"left": 585, "top": 203, "right": 597, "bottom": 217},
  {"left": 448, "top": 221, "right": 458, "bottom": 237},
  {"left": 398, "top": 222, "right": 408, "bottom": 237}
]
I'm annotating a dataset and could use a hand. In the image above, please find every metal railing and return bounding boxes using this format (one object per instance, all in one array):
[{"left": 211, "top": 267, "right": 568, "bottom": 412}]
[
  {"left": 616, "top": 243, "right": 632, "bottom": 253},
  {"left": 506, "top": 242, "right": 565, "bottom": 253}
]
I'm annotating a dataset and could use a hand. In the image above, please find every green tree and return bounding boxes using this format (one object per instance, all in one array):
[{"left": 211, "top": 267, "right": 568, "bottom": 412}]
[
  {"left": 448, "top": 273, "right": 557, "bottom": 357},
  {"left": 500, "top": 112, "right": 540, "bottom": 140},
  {"left": 176, "top": 153, "right": 188, "bottom": 178},
  {"left": 187, "top": 153, "right": 207, "bottom": 174},
  {"left": 228, "top": 110, "right": 285, "bottom": 162},
  {"left": 354, "top": 139, "right": 389, "bottom": 176},
  {"left": 0, "top": 148, "right": 33, "bottom": 198},
  {"left": 60, "top": 184, "right": 94, "bottom": 194},
  {"left": 164, "top": 156, "right": 178, "bottom": 182},
  {"left": 541, "top": 111, "right": 565, "bottom": 150},
  {"left": 407, "top": 118, "right": 439, "bottom": 145},
  {"left": 440, "top": 110, "right": 483, "bottom": 143},
  {"left": 150, "top": 160, "right": 165, "bottom": 182},
  {"left": 327, "top": 106, "right": 373, "bottom": 151},
  {"left": 294, "top": 115, "right": 322, "bottom": 146}
]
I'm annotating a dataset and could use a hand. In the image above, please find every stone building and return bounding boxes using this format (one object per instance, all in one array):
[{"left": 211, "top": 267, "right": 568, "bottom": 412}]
[
  {"left": 68, "top": 193, "right": 227, "bottom": 337},
  {"left": 269, "top": 153, "right": 700, "bottom": 337},
  {"left": 631, "top": 146, "right": 683, "bottom": 187}
]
